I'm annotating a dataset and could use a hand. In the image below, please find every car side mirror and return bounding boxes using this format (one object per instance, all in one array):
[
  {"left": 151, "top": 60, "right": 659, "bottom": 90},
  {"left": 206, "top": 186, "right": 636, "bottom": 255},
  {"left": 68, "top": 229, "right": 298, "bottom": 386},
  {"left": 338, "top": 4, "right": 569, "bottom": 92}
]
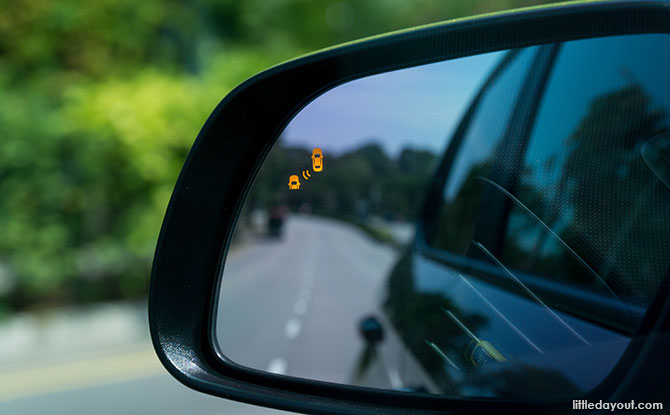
[{"left": 149, "top": 3, "right": 670, "bottom": 414}]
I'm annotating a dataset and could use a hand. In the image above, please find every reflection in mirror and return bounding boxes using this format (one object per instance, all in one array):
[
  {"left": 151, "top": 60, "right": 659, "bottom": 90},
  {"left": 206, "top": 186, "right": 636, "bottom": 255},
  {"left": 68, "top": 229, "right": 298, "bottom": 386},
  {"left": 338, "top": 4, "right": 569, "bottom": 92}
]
[{"left": 215, "top": 34, "right": 670, "bottom": 400}]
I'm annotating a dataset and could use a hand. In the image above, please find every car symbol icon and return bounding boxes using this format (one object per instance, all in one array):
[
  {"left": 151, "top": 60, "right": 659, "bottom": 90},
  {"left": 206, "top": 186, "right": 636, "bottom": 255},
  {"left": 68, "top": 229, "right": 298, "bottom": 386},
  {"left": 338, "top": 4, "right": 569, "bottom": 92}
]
[
  {"left": 288, "top": 175, "right": 300, "bottom": 190},
  {"left": 311, "top": 148, "right": 323, "bottom": 172}
]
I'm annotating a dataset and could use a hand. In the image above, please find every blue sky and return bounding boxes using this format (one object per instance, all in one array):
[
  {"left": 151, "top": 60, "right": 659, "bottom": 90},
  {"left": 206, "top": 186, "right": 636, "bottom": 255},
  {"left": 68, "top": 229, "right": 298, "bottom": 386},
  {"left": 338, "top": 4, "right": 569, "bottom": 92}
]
[{"left": 280, "top": 50, "right": 505, "bottom": 158}]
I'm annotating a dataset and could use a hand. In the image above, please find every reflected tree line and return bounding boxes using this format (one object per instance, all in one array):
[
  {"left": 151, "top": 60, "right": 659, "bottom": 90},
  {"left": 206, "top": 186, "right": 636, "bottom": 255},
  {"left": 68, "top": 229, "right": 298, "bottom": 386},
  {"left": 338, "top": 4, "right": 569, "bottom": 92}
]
[
  {"left": 506, "top": 85, "right": 669, "bottom": 306},
  {"left": 242, "top": 141, "right": 437, "bottom": 224},
  {"left": 434, "top": 84, "right": 670, "bottom": 306}
]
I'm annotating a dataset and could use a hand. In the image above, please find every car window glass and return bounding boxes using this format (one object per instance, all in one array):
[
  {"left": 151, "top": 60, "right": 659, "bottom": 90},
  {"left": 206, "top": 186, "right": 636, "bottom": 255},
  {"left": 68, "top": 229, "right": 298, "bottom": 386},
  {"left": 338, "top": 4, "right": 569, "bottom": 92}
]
[
  {"left": 500, "top": 34, "right": 670, "bottom": 315},
  {"left": 427, "top": 47, "right": 539, "bottom": 253}
]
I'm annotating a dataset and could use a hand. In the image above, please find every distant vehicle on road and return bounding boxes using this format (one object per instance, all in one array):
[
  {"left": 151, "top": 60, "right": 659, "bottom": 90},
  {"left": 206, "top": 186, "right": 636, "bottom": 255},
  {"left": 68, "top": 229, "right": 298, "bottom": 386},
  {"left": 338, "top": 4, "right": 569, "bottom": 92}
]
[{"left": 267, "top": 205, "right": 288, "bottom": 237}]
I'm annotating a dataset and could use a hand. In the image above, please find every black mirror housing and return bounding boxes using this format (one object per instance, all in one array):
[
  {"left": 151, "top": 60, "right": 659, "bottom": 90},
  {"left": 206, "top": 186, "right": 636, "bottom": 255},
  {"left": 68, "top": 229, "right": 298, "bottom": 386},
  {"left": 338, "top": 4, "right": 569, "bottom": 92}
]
[{"left": 149, "top": 2, "right": 670, "bottom": 414}]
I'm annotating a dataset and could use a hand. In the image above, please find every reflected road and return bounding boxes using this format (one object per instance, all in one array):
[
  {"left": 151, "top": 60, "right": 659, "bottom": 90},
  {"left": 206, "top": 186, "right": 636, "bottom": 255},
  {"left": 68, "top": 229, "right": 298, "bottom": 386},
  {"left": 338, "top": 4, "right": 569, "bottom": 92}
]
[{"left": 218, "top": 215, "right": 400, "bottom": 386}]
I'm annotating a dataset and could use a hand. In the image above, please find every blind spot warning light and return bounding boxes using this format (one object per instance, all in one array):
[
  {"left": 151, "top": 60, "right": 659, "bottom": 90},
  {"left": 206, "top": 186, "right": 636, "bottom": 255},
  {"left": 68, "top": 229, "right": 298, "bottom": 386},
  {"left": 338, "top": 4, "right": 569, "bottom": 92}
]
[
  {"left": 288, "top": 149, "right": 323, "bottom": 190},
  {"left": 288, "top": 175, "right": 300, "bottom": 190},
  {"left": 311, "top": 148, "right": 324, "bottom": 172}
]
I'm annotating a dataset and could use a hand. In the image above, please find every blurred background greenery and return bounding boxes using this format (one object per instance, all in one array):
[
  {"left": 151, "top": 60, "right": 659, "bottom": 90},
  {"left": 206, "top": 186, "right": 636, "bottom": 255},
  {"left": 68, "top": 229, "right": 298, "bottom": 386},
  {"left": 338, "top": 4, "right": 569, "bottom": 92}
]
[{"left": 0, "top": 0, "right": 558, "bottom": 316}]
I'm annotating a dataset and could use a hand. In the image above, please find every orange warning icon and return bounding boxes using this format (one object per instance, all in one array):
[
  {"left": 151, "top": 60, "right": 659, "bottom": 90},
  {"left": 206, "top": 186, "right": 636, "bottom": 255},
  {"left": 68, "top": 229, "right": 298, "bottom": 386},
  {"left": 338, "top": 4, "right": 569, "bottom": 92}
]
[
  {"left": 311, "top": 148, "right": 323, "bottom": 172},
  {"left": 288, "top": 175, "right": 300, "bottom": 190}
]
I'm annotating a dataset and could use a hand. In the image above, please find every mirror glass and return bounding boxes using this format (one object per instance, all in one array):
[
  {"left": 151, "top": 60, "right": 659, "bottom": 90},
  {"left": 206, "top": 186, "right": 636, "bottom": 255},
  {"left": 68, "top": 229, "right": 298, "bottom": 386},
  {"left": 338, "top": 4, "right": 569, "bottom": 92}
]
[{"left": 215, "top": 34, "right": 670, "bottom": 399}]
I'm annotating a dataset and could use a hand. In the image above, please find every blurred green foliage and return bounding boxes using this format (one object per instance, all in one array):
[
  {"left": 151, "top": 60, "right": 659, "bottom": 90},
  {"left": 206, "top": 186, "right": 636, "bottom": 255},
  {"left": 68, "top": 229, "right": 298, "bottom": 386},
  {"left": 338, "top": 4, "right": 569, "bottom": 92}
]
[{"left": 0, "top": 0, "right": 556, "bottom": 311}]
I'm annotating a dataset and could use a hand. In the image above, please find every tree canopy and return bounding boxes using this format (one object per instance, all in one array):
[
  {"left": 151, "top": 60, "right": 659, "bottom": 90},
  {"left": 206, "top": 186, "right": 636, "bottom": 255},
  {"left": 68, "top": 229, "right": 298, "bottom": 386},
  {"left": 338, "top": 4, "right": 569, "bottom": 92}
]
[{"left": 0, "top": 0, "right": 555, "bottom": 314}]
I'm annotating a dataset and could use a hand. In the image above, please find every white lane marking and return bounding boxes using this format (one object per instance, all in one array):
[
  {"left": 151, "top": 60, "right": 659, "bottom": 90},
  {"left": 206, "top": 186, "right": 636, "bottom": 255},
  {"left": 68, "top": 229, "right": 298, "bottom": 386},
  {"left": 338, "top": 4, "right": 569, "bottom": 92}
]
[
  {"left": 267, "top": 358, "right": 287, "bottom": 375},
  {"left": 300, "top": 276, "right": 313, "bottom": 289},
  {"left": 387, "top": 367, "right": 403, "bottom": 390},
  {"left": 297, "top": 293, "right": 311, "bottom": 309},
  {"left": 291, "top": 241, "right": 316, "bottom": 319},
  {"left": 284, "top": 317, "right": 302, "bottom": 339},
  {"left": 301, "top": 239, "right": 318, "bottom": 280},
  {"left": 298, "top": 284, "right": 311, "bottom": 298},
  {"left": 299, "top": 286, "right": 313, "bottom": 300},
  {"left": 293, "top": 300, "right": 308, "bottom": 316},
  {"left": 294, "top": 276, "right": 312, "bottom": 314}
]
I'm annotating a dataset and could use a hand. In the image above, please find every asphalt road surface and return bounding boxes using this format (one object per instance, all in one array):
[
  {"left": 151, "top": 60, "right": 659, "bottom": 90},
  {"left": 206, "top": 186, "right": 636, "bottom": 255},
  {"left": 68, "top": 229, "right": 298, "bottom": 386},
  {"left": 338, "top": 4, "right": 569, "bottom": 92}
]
[
  {"left": 0, "top": 370, "right": 286, "bottom": 415},
  {"left": 0, "top": 215, "right": 400, "bottom": 414},
  {"left": 217, "top": 215, "right": 399, "bottom": 386}
]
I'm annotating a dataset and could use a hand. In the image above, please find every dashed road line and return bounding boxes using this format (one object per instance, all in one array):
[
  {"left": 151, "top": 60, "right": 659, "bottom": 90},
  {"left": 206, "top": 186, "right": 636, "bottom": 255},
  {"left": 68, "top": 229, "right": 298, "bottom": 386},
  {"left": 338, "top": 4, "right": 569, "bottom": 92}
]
[
  {"left": 267, "top": 358, "right": 287, "bottom": 375},
  {"left": 293, "top": 300, "right": 308, "bottom": 316},
  {"left": 387, "top": 367, "right": 403, "bottom": 390},
  {"left": 285, "top": 318, "right": 302, "bottom": 339}
]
